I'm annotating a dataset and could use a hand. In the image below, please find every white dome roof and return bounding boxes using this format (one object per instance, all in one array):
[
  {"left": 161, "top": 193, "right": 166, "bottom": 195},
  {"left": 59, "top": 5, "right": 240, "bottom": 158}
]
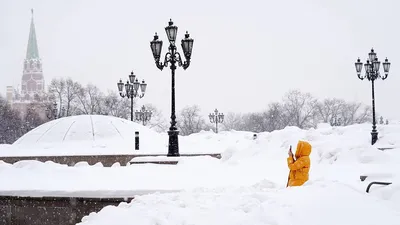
[{"left": 10, "top": 115, "right": 166, "bottom": 156}]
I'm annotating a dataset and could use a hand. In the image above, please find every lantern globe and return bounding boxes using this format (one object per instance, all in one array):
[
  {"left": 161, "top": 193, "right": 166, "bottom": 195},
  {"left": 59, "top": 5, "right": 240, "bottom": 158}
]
[
  {"left": 355, "top": 58, "right": 363, "bottom": 74},
  {"left": 181, "top": 31, "right": 194, "bottom": 59},
  {"left": 369, "top": 48, "right": 377, "bottom": 62},
  {"left": 165, "top": 19, "right": 178, "bottom": 45},
  {"left": 129, "top": 71, "right": 136, "bottom": 84},
  {"left": 140, "top": 80, "right": 147, "bottom": 93},
  {"left": 373, "top": 58, "right": 381, "bottom": 72},
  {"left": 133, "top": 79, "right": 140, "bottom": 91},
  {"left": 150, "top": 33, "right": 163, "bottom": 61},
  {"left": 383, "top": 58, "right": 391, "bottom": 74},
  {"left": 117, "top": 79, "right": 124, "bottom": 92}
]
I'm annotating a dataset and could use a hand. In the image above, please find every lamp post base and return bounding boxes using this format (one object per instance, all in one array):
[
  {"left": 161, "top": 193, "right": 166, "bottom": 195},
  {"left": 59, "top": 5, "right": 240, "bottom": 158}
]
[
  {"left": 371, "top": 130, "right": 378, "bottom": 145},
  {"left": 167, "top": 130, "right": 180, "bottom": 157}
]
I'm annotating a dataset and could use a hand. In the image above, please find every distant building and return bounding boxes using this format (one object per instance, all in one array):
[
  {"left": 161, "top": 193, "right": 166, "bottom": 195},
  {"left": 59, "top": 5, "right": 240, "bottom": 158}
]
[{"left": 5, "top": 9, "right": 48, "bottom": 120}]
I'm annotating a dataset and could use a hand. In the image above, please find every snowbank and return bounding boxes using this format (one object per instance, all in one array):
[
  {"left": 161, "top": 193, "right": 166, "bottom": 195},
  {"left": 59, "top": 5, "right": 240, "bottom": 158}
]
[{"left": 78, "top": 180, "right": 400, "bottom": 225}]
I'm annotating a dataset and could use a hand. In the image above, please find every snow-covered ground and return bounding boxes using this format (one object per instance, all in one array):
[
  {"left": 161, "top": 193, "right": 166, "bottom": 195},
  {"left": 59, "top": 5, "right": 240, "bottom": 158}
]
[{"left": 1, "top": 117, "right": 400, "bottom": 224}]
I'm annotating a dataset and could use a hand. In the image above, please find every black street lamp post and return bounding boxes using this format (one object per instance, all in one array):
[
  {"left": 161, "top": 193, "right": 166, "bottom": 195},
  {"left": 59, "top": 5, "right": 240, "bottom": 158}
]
[
  {"left": 135, "top": 105, "right": 152, "bottom": 126},
  {"left": 209, "top": 109, "right": 224, "bottom": 133},
  {"left": 150, "top": 19, "right": 194, "bottom": 157},
  {"left": 117, "top": 71, "right": 147, "bottom": 121},
  {"left": 355, "top": 48, "right": 391, "bottom": 145}
]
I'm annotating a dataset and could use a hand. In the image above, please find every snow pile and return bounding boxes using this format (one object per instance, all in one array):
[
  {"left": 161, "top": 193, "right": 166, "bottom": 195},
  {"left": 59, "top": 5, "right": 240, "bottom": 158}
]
[
  {"left": 217, "top": 123, "right": 400, "bottom": 165},
  {"left": 78, "top": 180, "right": 400, "bottom": 225},
  {"left": 74, "top": 123, "right": 400, "bottom": 225}
]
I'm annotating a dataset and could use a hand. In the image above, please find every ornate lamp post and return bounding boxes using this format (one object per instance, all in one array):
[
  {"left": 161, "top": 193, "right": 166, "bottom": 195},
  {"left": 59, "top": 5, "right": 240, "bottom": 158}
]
[
  {"left": 355, "top": 48, "right": 391, "bottom": 145},
  {"left": 135, "top": 105, "right": 152, "bottom": 126},
  {"left": 46, "top": 102, "right": 64, "bottom": 120},
  {"left": 117, "top": 71, "right": 147, "bottom": 121},
  {"left": 150, "top": 19, "right": 194, "bottom": 157},
  {"left": 209, "top": 109, "right": 224, "bottom": 133}
]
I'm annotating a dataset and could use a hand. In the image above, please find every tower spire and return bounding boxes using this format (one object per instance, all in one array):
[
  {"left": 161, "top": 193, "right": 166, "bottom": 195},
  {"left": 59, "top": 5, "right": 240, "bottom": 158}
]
[
  {"left": 26, "top": 8, "right": 39, "bottom": 59},
  {"left": 21, "top": 8, "right": 44, "bottom": 97}
]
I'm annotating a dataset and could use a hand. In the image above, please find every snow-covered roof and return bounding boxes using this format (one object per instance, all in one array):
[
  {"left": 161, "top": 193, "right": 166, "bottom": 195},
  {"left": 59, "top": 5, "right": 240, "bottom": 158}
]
[
  {"left": 15, "top": 115, "right": 143, "bottom": 144},
  {"left": 10, "top": 115, "right": 166, "bottom": 156}
]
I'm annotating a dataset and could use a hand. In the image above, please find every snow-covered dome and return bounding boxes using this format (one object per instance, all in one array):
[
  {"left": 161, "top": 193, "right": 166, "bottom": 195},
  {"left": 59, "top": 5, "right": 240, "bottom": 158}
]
[{"left": 10, "top": 115, "right": 166, "bottom": 156}]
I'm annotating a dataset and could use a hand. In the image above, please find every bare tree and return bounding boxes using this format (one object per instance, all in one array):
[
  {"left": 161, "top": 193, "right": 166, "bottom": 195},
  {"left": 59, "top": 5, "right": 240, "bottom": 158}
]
[
  {"left": 103, "top": 91, "right": 132, "bottom": 119},
  {"left": 354, "top": 105, "right": 373, "bottom": 124},
  {"left": 64, "top": 78, "right": 81, "bottom": 116},
  {"left": 177, "top": 105, "right": 208, "bottom": 136},
  {"left": 339, "top": 102, "right": 372, "bottom": 125},
  {"left": 48, "top": 78, "right": 66, "bottom": 110},
  {"left": 316, "top": 98, "right": 346, "bottom": 123},
  {"left": 142, "top": 103, "right": 169, "bottom": 132},
  {"left": 222, "top": 112, "right": 245, "bottom": 131},
  {"left": 222, "top": 103, "right": 285, "bottom": 133},
  {"left": 339, "top": 102, "right": 362, "bottom": 126},
  {"left": 240, "top": 112, "right": 267, "bottom": 132},
  {"left": 264, "top": 102, "right": 286, "bottom": 131},
  {"left": 76, "top": 84, "right": 104, "bottom": 115},
  {"left": 282, "top": 90, "right": 319, "bottom": 129}
]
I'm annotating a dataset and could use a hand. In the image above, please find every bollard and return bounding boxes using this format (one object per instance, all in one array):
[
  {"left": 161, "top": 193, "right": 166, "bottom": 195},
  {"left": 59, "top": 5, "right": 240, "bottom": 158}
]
[{"left": 135, "top": 131, "right": 139, "bottom": 150}]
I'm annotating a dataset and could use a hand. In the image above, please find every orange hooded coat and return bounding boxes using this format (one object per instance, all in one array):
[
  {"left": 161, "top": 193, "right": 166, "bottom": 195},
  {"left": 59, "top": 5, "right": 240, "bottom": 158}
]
[{"left": 287, "top": 140, "right": 312, "bottom": 187}]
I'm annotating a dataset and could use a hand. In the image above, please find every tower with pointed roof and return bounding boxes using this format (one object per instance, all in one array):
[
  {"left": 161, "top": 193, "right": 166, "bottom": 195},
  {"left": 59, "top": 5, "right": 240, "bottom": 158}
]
[{"left": 21, "top": 9, "right": 44, "bottom": 100}]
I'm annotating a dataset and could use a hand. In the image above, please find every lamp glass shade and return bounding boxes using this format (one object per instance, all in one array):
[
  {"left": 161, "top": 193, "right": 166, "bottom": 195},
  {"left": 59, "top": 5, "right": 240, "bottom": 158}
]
[
  {"left": 355, "top": 58, "right": 363, "bottom": 74},
  {"left": 373, "top": 59, "right": 380, "bottom": 72},
  {"left": 364, "top": 61, "right": 371, "bottom": 73},
  {"left": 133, "top": 79, "right": 140, "bottom": 91},
  {"left": 181, "top": 32, "right": 194, "bottom": 58},
  {"left": 369, "top": 49, "right": 376, "bottom": 61},
  {"left": 383, "top": 58, "right": 391, "bottom": 73},
  {"left": 209, "top": 114, "right": 214, "bottom": 123},
  {"left": 117, "top": 80, "right": 124, "bottom": 92},
  {"left": 165, "top": 20, "right": 178, "bottom": 45},
  {"left": 219, "top": 113, "right": 224, "bottom": 122},
  {"left": 150, "top": 33, "right": 163, "bottom": 60},
  {"left": 125, "top": 81, "right": 130, "bottom": 96},
  {"left": 140, "top": 80, "right": 147, "bottom": 93},
  {"left": 129, "top": 72, "right": 135, "bottom": 84}
]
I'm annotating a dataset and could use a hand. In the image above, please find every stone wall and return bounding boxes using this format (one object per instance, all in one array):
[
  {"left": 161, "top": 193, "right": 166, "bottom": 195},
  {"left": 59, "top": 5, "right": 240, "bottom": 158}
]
[
  {"left": 0, "top": 153, "right": 222, "bottom": 167},
  {"left": 0, "top": 196, "right": 133, "bottom": 225}
]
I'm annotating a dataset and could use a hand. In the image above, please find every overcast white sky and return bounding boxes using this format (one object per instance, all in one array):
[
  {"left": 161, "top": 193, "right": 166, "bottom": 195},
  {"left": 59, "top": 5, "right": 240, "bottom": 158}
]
[{"left": 1, "top": 0, "right": 399, "bottom": 120}]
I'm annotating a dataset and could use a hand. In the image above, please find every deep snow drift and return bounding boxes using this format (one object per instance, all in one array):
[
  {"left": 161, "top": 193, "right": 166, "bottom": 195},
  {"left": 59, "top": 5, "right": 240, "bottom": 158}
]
[{"left": 1, "top": 119, "right": 400, "bottom": 225}]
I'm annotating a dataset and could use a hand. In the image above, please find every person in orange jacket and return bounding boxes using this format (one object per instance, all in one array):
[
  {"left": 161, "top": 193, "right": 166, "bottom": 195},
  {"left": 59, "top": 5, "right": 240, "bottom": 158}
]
[{"left": 286, "top": 140, "right": 312, "bottom": 187}]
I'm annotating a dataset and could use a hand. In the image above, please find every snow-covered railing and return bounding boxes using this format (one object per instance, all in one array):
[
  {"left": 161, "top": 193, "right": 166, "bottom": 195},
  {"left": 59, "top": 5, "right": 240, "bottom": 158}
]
[
  {"left": 366, "top": 181, "right": 392, "bottom": 193},
  {"left": 359, "top": 174, "right": 393, "bottom": 193}
]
